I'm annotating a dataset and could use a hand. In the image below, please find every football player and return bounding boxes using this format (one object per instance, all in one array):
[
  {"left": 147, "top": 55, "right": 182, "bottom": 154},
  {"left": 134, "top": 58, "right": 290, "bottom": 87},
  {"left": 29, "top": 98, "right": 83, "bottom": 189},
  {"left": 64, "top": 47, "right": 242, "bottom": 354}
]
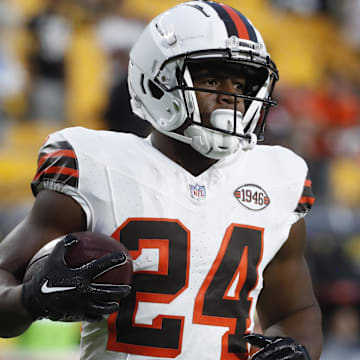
[{"left": 0, "top": 1, "right": 323, "bottom": 359}]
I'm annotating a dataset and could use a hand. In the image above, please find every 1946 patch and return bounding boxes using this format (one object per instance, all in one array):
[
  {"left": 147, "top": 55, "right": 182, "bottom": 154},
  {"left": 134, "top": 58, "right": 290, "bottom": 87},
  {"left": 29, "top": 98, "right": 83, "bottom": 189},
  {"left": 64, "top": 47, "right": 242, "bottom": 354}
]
[{"left": 234, "top": 184, "right": 270, "bottom": 211}]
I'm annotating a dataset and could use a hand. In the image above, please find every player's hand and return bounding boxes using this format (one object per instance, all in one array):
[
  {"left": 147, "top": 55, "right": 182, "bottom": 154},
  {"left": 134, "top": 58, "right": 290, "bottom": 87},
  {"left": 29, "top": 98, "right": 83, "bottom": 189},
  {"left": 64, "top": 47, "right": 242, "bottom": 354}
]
[
  {"left": 243, "top": 333, "right": 311, "bottom": 360},
  {"left": 22, "top": 234, "right": 131, "bottom": 322}
]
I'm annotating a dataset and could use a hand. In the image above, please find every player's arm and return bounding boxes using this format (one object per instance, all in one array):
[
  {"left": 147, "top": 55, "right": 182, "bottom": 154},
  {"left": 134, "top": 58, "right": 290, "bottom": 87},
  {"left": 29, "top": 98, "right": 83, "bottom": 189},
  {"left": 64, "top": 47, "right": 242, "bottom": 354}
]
[
  {"left": 0, "top": 189, "right": 131, "bottom": 338},
  {"left": 0, "top": 190, "right": 86, "bottom": 337},
  {"left": 252, "top": 218, "right": 323, "bottom": 359}
]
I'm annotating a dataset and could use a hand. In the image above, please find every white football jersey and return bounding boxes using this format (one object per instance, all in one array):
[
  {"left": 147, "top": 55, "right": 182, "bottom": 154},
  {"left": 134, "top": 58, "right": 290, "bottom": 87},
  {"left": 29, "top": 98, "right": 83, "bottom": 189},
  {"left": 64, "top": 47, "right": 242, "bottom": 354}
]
[{"left": 31, "top": 127, "right": 314, "bottom": 360}]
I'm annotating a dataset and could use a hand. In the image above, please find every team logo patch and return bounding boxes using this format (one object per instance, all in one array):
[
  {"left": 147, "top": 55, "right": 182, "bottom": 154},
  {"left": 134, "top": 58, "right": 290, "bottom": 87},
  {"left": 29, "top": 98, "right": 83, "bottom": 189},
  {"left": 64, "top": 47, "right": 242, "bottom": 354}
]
[
  {"left": 234, "top": 184, "right": 270, "bottom": 211},
  {"left": 190, "top": 184, "right": 206, "bottom": 201}
]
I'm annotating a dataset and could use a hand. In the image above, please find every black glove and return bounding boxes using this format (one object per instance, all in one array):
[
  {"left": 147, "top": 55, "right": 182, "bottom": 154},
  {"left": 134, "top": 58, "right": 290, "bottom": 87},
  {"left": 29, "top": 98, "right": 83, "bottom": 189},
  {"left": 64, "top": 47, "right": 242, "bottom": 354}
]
[
  {"left": 22, "top": 234, "right": 131, "bottom": 322},
  {"left": 243, "top": 333, "right": 311, "bottom": 360}
]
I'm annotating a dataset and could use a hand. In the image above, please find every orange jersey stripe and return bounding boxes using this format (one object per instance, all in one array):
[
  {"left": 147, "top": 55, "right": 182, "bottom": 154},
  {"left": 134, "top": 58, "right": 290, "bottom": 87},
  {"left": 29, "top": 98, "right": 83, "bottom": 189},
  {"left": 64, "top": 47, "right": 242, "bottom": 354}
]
[
  {"left": 304, "top": 179, "right": 312, "bottom": 187},
  {"left": 38, "top": 149, "right": 76, "bottom": 168},
  {"left": 299, "top": 196, "right": 315, "bottom": 205},
  {"left": 220, "top": 4, "right": 250, "bottom": 40},
  {"left": 33, "top": 166, "right": 79, "bottom": 181}
]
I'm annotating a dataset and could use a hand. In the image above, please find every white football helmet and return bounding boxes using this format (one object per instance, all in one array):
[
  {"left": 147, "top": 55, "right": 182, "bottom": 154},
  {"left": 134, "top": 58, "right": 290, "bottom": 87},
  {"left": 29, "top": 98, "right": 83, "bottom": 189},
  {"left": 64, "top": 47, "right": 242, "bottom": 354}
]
[{"left": 128, "top": 0, "right": 279, "bottom": 159}]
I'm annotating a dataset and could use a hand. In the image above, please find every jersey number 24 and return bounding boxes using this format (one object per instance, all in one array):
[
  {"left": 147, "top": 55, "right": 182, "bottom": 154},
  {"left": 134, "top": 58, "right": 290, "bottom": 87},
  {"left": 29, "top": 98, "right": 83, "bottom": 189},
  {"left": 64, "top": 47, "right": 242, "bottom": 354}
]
[{"left": 108, "top": 218, "right": 263, "bottom": 359}]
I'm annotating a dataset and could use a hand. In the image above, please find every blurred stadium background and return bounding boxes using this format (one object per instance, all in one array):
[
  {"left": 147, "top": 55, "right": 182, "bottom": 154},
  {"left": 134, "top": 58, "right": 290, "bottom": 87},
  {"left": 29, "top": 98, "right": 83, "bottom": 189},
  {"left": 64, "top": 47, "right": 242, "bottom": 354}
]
[{"left": 0, "top": 0, "right": 359, "bottom": 359}]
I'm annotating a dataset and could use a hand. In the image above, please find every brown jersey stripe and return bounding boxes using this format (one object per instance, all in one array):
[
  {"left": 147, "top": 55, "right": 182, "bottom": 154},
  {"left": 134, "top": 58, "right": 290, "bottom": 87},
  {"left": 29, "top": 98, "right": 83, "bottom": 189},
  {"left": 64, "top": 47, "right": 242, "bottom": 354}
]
[
  {"left": 33, "top": 166, "right": 79, "bottom": 182},
  {"left": 301, "top": 185, "right": 314, "bottom": 198},
  {"left": 32, "top": 167, "right": 79, "bottom": 190},
  {"left": 295, "top": 202, "right": 312, "bottom": 213},
  {"left": 295, "top": 172, "right": 315, "bottom": 213},
  {"left": 36, "top": 154, "right": 77, "bottom": 175},
  {"left": 32, "top": 139, "right": 79, "bottom": 193},
  {"left": 38, "top": 140, "right": 76, "bottom": 161},
  {"left": 33, "top": 171, "right": 78, "bottom": 188},
  {"left": 38, "top": 149, "right": 76, "bottom": 168}
]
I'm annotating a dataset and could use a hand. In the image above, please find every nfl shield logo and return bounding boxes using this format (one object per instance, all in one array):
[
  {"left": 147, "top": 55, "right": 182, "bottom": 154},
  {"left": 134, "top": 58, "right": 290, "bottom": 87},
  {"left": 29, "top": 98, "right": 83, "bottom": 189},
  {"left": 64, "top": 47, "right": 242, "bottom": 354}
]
[{"left": 189, "top": 184, "right": 206, "bottom": 201}]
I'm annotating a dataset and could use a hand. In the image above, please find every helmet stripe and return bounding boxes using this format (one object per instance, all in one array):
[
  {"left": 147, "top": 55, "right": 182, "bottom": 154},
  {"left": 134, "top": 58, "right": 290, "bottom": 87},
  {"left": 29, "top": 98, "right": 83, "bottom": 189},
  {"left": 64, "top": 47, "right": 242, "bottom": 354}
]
[
  {"left": 207, "top": 2, "right": 258, "bottom": 42},
  {"left": 219, "top": 4, "right": 251, "bottom": 40},
  {"left": 207, "top": 2, "right": 244, "bottom": 38},
  {"left": 226, "top": 6, "right": 258, "bottom": 42}
]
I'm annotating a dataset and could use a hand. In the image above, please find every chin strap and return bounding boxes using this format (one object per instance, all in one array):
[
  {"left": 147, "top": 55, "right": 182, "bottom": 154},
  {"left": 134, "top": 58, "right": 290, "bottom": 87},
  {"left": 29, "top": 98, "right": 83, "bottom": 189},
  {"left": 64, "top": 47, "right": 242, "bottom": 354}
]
[{"left": 156, "top": 124, "right": 257, "bottom": 159}]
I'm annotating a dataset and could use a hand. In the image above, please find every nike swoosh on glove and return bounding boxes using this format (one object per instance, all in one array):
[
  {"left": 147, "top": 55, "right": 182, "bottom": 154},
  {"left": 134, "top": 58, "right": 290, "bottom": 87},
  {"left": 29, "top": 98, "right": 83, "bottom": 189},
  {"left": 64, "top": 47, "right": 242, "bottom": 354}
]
[
  {"left": 243, "top": 333, "right": 311, "bottom": 360},
  {"left": 22, "top": 234, "right": 131, "bottom": 322}
]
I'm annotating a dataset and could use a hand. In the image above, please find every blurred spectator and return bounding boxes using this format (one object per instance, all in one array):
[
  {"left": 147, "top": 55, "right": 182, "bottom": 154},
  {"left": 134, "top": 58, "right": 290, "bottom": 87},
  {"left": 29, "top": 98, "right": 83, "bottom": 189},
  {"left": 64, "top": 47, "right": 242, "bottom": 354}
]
[
  {"left": 330, "top": 129, "right": 360, "bottom": 209},
  {"left": 0, "top": 49, "right": 25, "bottom": 134},
  {"left": 26, "top": 0, "right": 72, "bottom": 123},
  {"left": 0, "top": 0, "right": 25, "bottom": 135},
  {"left": 339, "top": 0, "right": 360, "bottom": 49},
  {"left": 270, "top": 0, "right": 323, "bottom": 15},
  {"left": 322, "top": 73, "right": 360, "bottom": 208},
  {"left": 306, "top": 73, "right": 360, "bottom": 203},
  {"left": 0, "top": 51, "right": 24, "bottom": 102},
  {"left": 96, "top": 1, "right": 151, "bottom": 136}
]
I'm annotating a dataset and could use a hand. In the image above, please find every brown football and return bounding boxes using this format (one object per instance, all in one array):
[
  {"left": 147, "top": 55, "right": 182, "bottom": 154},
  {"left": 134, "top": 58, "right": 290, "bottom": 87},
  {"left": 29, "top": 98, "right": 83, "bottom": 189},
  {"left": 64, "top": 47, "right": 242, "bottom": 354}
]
[{"left": 24, "top": 232, "right": 133, "bottom": 285}]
